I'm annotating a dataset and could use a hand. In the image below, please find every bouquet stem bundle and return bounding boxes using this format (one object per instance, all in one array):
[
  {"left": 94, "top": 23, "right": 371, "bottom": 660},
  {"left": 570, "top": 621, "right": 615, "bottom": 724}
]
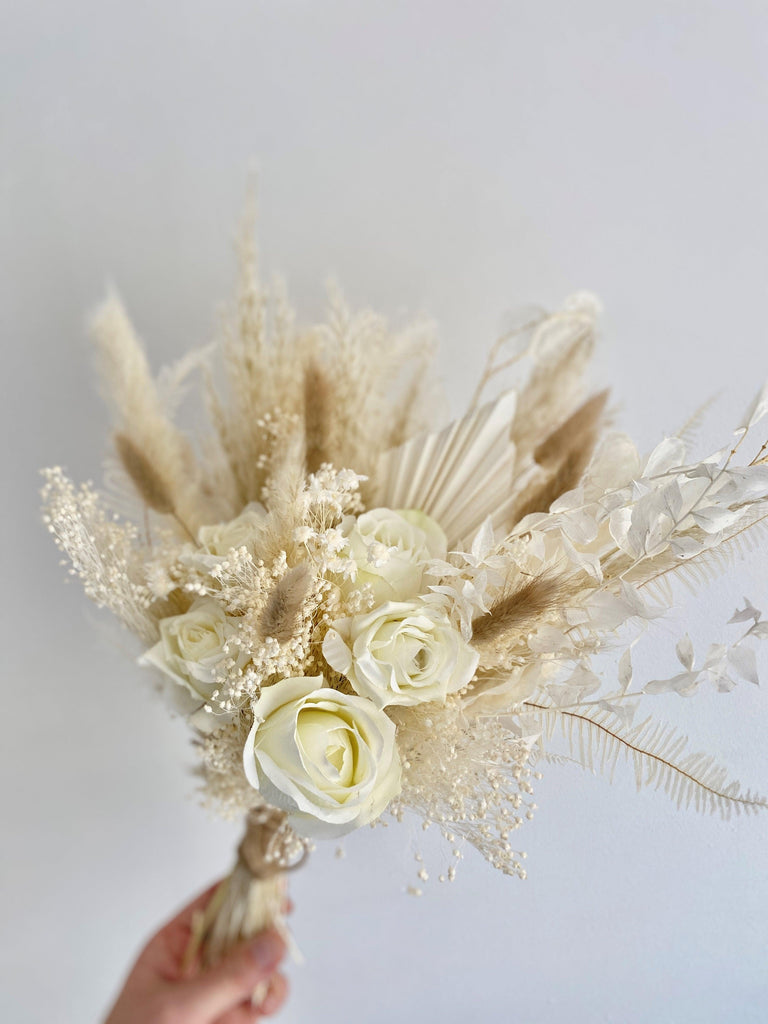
[{"left": 184, "top": 808, "right": 307, "bottom": 971}]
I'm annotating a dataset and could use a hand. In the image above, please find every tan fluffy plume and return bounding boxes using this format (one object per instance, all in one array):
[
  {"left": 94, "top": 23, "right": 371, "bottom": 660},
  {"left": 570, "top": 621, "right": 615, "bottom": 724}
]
[
  {"left": 258, "top": 564, "right": 312, "bottom": 643},
  {"left": 303, "top": 356, "right": 335, "bottom": 474},
  {"left": 512, "top": 390, "right": 609, "bottom": 522},
  {"left": 511, "top": 308, "right": 596, "bottom": 461},
  {"left": 91, "top": 294, "right": 212, "bottom": 536},
  {"left": 471, "top": 573, "right": 571, "bottom": 652}
]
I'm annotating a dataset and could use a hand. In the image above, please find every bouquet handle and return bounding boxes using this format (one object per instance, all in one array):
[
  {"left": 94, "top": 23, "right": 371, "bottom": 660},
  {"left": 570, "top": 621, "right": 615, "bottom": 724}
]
[{"left": 183, "top": 807, "right": 308, "bottom": 974}]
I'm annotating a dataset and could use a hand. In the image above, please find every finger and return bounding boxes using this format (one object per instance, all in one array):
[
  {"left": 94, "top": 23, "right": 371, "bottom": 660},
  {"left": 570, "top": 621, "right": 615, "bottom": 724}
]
[
  {"left": 214, "top": 973, "right": 289, "bottom": 1024},
  {"left": 160, "top": 879, "right": 224, "bottom": 934},
  {"left": 214, "top": 1004, "right": 262, "bottom": 1024},
  {"left": 172, "top": 929, "right": 286, "bottom": 1020},
  {"left": 259, "top": 971, "right": 289, "bottom": 1016},
  {"left": 137, "top": 880, "right": 225, "bottom": 979}
]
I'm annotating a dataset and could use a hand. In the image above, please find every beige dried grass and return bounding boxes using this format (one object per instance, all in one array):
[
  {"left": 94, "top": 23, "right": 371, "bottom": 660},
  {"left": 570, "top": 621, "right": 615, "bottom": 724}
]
[
  {"left": 302, "top": 356, "right": 335, "bottom": 474},
  {"left": 471, "top": 572, "right": 572, "bottom": 652},
  {"left": 258, "top": 564, "right": 312, "bottom": 643},
  {"left": 91, "top": 295, "right": 211, "bottom": 534},
  {"left": 511, "top": 390, "right": 609, "bottom": 522},
  {"left": 512, "top": 317, "right": 596, "bottom": 461}
]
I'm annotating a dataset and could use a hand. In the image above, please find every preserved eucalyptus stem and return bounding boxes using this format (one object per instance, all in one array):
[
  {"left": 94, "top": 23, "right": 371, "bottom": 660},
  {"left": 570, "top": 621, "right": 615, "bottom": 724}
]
[{"left": 184, "top": 807, "right": 309, "bottom": 974}]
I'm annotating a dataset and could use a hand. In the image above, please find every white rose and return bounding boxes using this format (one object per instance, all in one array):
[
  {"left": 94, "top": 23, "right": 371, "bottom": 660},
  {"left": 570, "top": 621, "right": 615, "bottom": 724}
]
[
  {"left": 323, "top": 600, "right": 479, "bottom": 708},
  {"left": 142, "top": 598, "right": 248, "bottom": 703},
  {"left": 243, "top": 675, "right": 401, "bottom": 839},
  {"left": 341, "top": 507, "right": 447, "bottom": 602},
  {"left": 197, "top": 503, "right": 266, "bottom": 557}
]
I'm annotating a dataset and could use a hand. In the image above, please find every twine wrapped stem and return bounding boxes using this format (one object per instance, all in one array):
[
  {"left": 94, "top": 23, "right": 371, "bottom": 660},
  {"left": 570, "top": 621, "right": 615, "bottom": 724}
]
[{"left": 183, "top": 807, "right": 308, "bottom": 974}]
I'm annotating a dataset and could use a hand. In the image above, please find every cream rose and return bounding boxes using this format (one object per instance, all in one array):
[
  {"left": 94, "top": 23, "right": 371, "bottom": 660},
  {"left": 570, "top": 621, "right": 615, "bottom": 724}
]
[
  {"left": 341, "top": 507, "right": 447, "bottom": 603},
  {"left": 197, "top": 503, "right": 265, "bottom": 557},
  {"left": 142, "top": 598, "right": 248, "bottom": 702},
  {"left": 243, "top": 675, "right": 401, "bottom": 839},
  {"left": 322, "top": 600, "right": 479, "bottom": 708}
]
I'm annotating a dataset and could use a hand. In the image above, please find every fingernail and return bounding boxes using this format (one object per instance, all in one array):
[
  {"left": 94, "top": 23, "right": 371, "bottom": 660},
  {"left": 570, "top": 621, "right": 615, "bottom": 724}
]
[{"left": 249, "top": 930, "right": 284, "bottom": 969}]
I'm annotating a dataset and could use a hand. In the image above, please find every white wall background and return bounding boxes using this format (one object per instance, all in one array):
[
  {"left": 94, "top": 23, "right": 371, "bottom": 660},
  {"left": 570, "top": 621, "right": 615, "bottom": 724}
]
[{"left": 3, "top": 2, "right": 768, "bottom": 1022}]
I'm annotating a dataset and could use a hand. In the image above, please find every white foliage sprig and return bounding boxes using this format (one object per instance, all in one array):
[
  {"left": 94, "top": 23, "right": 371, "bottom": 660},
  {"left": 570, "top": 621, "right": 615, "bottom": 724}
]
[{"left": 644, "top": 601, "right": 764, "bottom": 696}]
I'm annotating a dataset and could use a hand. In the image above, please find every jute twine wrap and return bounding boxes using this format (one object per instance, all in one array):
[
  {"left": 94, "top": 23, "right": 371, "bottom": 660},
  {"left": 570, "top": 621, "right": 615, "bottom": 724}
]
[
  {"left": 184, "top": 807, "right": 308, "bottom": 974},
  {"left": 237, "top": 807, "right": 309, "bottom": 880}
]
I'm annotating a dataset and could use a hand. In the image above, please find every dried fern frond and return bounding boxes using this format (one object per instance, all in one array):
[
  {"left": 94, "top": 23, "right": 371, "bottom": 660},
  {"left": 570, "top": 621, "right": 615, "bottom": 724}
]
[
  {"left": 637, "top": 510, "right": 768, "bottom": 599},
  {"left": 672, "top": 394, "right": 720, "bottom": 449},
  {"left": 523, "top": 701, "right": 767, "bottom": 817}
]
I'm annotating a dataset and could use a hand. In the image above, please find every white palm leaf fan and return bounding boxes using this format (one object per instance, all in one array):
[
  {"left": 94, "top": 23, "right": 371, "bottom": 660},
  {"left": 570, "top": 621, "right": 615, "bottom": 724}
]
[{"left": 375, "top": 389, "right": 518, "bottom": 548}]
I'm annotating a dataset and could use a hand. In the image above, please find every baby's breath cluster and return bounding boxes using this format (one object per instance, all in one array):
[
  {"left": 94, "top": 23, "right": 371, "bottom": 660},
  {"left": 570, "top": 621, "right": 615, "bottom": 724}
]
[
  {"left": 41, "top": 467, "right": 157, "bottom": 642},
  {"left": 392, "top": 699, "right": 537, "bottom": 880},
  {"left": 198, "top": 716, "right": 262, "bottom": 819},
  {"left": 292, "top": 465, "right": 366, "bottom": 576}
]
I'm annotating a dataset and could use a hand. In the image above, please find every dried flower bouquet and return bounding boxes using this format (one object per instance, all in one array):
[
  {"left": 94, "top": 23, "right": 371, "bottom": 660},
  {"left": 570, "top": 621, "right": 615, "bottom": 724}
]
[{"left": 42, "top": 214, "right": 768, "bottom": 968}]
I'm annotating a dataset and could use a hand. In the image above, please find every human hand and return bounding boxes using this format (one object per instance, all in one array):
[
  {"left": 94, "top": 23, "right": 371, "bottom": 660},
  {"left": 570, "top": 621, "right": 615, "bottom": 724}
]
[{"left": 104, "top": 882, "right": 289, "bottom": 1023}]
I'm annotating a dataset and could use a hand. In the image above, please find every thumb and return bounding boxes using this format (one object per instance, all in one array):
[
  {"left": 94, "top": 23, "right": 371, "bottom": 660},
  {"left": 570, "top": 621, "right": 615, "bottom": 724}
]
[{"left": 172, "top": 929, "right": 286, "bottom": 1022}]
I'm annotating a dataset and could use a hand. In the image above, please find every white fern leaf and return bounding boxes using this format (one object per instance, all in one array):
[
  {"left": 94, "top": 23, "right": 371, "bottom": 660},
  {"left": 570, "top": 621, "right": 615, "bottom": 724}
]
[
  {"left": 639, "top": 511, "right": 768, "bottom": 597},
  {"left": 522, "top": 701, "right": 767, "bottom": 818}
]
